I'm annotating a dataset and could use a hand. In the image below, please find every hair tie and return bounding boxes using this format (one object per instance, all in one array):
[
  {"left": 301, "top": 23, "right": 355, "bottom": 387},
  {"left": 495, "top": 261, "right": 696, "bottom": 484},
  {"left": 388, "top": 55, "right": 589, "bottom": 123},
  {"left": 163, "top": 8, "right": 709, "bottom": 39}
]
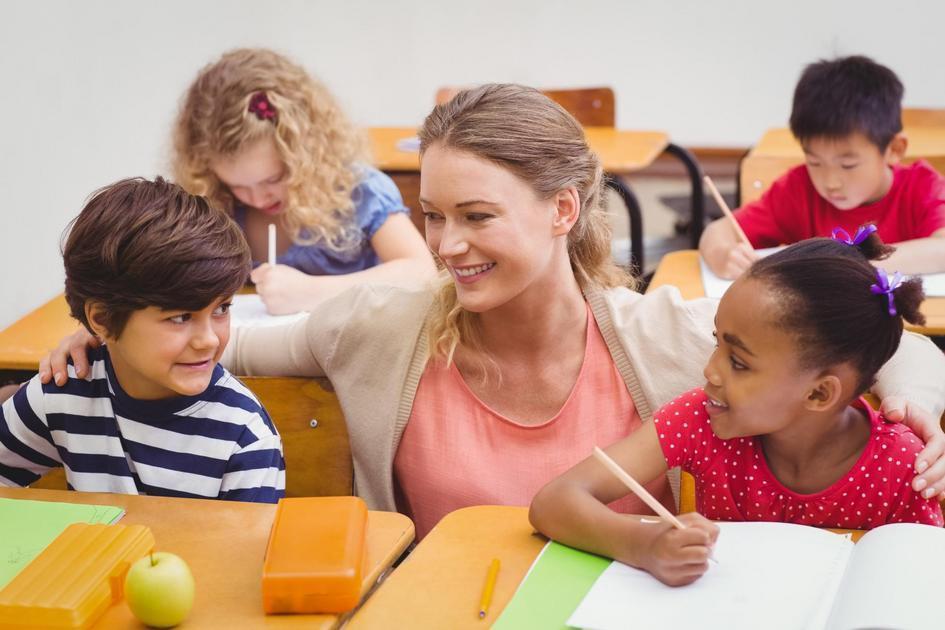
[
  {"left": 870, "top": 268, "right": 903, "bottom": 316},
  {"left": 248, "top": 91, "right": 276, "bottom": 121},
  {"left": 831, "top": 224, "right": 876, "bottom": 246}
]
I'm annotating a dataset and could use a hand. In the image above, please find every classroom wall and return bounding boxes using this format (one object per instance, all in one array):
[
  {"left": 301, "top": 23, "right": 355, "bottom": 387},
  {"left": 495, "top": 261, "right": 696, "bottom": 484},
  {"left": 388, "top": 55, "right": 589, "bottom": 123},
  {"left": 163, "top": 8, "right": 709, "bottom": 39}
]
[{"left": 2, "top": 0, "right": 944, "bottom": 329}]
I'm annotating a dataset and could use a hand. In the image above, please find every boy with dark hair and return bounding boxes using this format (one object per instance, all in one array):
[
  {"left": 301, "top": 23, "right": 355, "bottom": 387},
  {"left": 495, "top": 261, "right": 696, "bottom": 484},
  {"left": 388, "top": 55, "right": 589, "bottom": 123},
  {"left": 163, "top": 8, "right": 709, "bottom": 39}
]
[
  {"left": 701, "top": 55, "right": 945, "bottom": 279},
  {"left": 0, "top": 177, "right": 285, "bottom": 502}
]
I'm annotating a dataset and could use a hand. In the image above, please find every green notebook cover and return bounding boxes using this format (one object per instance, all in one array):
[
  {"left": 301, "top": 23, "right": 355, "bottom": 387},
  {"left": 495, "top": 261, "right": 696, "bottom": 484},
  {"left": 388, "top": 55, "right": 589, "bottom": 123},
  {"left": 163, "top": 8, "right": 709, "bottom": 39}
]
[
  {"left": 0, "top": 498, "right": 124, "bottom": 589},
  {"left": 493, "top": 541, "right": 611, "bottom": 630}
]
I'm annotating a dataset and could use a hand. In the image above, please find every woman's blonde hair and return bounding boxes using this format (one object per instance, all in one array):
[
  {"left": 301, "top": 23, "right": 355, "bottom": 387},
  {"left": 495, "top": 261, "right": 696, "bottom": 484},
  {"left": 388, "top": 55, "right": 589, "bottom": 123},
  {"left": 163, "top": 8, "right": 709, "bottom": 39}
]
[
  {"left": 172, "top": 48, "right": 368, "bottom": 251},
  {"left": 419, "top": 83, "right": 633, "bottom": 366}
]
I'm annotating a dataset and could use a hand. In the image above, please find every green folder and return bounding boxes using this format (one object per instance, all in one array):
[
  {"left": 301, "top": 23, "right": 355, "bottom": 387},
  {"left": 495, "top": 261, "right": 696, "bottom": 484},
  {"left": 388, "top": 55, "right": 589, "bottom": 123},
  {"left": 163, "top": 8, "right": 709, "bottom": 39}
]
[
  {"left": 0, "top": 498, "right": 124, "bottom": 589},
  {"left": 493, "top": 541, "right": 611, "bottom": 630}
]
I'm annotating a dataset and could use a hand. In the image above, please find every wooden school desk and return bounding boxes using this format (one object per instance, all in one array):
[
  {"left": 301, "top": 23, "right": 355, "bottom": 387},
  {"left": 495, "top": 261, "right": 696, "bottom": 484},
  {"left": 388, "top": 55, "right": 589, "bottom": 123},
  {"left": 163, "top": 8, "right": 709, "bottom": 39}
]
[
  {"left": 0, "top": 294, "right": 78, "bottom": 374},
  {"left": 739, "top": 126, "right": 945, "bottom": 205},
  {"left": 346, "top": 505, "right": 864, "bottom": 629},
  {"left": 369, "top": 126, "right": 708, "bottom": 251},
  {"left": 0, "top": 487, "right": 414, "bottom": 629},
  {"left": 647, "top": 250, "right": 945, "bottom": 337}
]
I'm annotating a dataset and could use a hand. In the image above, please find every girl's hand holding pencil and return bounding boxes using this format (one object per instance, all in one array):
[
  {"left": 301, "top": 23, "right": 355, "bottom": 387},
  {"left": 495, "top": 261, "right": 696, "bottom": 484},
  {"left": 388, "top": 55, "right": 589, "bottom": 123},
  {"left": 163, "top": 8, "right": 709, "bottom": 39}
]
[
  {"left": 637, "top": 512, "right": 719, "bottom": 587},
  {"left": 592, "top": 447, "right": 718, "bottom": 587}
]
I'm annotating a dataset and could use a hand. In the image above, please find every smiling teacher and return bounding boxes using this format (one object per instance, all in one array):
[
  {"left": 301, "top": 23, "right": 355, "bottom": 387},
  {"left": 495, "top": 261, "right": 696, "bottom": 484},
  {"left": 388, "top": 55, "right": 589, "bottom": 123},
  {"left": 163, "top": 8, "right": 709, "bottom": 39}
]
[{"left": 43, "top": 84, "right": 945, "bottom": 538}]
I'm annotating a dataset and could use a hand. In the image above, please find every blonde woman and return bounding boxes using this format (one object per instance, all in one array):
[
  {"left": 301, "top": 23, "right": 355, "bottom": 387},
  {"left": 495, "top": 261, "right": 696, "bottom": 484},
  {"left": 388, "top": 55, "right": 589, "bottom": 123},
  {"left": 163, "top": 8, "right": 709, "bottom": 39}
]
[
  {"left": 174, "top": 48, "right": 434, "bottom": 314},
  {"left": 42, "top": 85, "right": 945, "bottom": 539}
]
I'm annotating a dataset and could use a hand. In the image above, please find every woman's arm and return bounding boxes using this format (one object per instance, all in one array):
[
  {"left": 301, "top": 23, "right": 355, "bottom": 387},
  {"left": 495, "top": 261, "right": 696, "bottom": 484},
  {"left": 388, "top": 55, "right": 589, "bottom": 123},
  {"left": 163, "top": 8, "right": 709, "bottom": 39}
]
[
  {"left": 252, "top": 214, "right": 436, "bottom": 314},
  {"left": 529, "top": 422, "right": 718, "bottom": 586}
]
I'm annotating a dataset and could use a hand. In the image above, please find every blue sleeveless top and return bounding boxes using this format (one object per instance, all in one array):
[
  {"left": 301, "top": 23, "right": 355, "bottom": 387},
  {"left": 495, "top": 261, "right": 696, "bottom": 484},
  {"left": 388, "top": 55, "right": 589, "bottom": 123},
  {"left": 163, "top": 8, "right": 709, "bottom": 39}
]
[{"left": 234, "top": 165, "right": 410, "bottom": 275}]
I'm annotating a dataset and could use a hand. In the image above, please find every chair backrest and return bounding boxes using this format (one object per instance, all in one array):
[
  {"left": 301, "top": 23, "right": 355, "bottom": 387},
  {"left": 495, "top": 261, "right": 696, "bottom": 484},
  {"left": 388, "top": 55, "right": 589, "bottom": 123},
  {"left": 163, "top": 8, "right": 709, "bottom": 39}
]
[
  {"left": 30, "top": 376, "right": 353, "bottom": 498},
  {"left": 435, "top": 86, "right": 616, "bottom": 127},
  {"left": 240, "top": 376, "right": 353, "bottom": 497}
]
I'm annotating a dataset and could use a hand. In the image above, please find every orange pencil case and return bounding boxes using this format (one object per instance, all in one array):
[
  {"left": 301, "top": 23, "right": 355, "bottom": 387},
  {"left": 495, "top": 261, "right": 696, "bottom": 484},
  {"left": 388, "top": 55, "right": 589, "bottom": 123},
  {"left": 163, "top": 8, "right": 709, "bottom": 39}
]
[
  {"left": 261, "top": 496, "right": 367, "bottom": 614},
  {"left": 0, "top": 523, "right": 154, "bottom": 629}
]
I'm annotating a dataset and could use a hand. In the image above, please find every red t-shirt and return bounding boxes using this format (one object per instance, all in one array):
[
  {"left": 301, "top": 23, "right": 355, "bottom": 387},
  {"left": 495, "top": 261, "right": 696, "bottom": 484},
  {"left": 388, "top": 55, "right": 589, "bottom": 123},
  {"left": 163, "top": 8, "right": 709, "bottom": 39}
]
[
  {"left": 735, "top": 160, "right": 945, "bottom": 247},
  {"left": 655, "top": 388, "right": 943, "bottom": 529}
]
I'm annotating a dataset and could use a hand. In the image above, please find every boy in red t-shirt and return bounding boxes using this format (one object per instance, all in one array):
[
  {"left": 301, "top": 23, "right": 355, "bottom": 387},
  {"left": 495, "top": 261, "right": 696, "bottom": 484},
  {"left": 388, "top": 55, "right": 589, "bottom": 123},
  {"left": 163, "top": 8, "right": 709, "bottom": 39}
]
[{"left": 701, "top": 55, "right": 945, "bottom": 279}]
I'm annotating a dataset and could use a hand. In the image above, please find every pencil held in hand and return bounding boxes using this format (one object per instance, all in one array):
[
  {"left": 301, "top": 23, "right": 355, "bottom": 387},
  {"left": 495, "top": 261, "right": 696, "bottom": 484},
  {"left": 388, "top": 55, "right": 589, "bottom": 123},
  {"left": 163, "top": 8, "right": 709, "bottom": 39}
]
[
  {"left": 703, "top": 175, "right": 750, "bottom": 246},
  {"left": 268, "top": 223, "right": 277, "bottom": 266},
  {"left": 592, "top": 447, "right": 685, "bottom": 529}
]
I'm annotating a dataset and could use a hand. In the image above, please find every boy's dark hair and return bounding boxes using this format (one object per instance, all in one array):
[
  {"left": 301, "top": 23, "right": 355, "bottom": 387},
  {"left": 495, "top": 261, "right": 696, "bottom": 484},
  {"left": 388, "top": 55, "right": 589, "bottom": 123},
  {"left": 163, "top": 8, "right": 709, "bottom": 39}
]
[
  {"left": 748, "top": 231, "right": 925, "bottom": 395},
  {"left": 63, "top": 177, "right": 250, "bottom": 338},
  {"left": 790, "top": 55, "right": 903, "bottom": 151}
]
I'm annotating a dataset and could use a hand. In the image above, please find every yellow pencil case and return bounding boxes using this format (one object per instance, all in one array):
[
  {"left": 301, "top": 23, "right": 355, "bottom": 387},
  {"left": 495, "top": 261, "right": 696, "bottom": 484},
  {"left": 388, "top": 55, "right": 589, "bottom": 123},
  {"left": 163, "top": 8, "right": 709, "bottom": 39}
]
[{"left": 0, "top": 523, "right": 155, "bottom": 629}]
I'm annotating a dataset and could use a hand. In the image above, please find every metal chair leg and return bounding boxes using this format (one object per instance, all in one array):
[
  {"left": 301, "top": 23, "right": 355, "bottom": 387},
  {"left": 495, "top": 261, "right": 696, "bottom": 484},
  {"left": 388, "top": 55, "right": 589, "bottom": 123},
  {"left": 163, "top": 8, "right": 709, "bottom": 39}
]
[
  {"left": 604, "top": 174, "right": 643, "bottom": 278},
  {"left": 663, "top": 143, "right": 705, "bottom": 248}
]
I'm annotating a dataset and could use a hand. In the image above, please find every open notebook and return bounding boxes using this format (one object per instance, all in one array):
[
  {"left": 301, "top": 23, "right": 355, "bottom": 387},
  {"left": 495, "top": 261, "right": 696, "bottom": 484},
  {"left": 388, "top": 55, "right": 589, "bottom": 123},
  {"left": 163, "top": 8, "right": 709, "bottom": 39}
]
[
  {"left": 700, "top": 253, "right": 945, "bottom": 299},
  {"left": 566, "top": 521, "right": 944, "bottom": 630},
  {"left": 230, "top": 294, "right": 308, "bottom": 329}
]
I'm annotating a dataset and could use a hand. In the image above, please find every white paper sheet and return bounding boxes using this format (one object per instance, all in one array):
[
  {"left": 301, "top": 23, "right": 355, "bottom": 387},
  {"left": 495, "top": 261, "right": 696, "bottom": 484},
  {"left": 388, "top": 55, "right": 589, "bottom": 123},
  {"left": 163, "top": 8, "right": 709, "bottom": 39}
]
[
  {"left": 699, "top": 253, "right": 945, "bottom": 299},
  {"left": 229, "top": 294, "right": 308, "bottom": 329},
  {"left": 567, "top": 522, "right": 853, "bottom": 630}
]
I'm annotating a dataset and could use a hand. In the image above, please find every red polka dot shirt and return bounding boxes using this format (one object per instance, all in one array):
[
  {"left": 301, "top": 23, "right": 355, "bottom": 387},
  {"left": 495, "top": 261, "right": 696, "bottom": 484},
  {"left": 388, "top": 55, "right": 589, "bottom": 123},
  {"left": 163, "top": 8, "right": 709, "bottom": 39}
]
[{"left": 654, "top": 388, "right": 943, "bottom": 529}]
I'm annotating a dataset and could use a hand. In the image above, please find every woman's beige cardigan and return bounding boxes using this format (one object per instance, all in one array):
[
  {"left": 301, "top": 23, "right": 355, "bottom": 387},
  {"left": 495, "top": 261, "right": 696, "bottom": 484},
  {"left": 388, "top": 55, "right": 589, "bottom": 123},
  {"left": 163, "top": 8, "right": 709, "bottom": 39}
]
[{"left": 224, "top": 285, "right": 945, "bottom": 511}]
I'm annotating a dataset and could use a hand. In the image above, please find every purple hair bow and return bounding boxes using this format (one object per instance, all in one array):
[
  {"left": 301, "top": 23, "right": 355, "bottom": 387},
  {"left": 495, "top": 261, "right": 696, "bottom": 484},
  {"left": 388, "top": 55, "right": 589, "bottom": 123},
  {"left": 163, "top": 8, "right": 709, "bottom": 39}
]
[
  {"left": 831, "top": 224, "right": 877, "bottom": 246},
  {"left": 870, "top": 268, "right": 903, "bottom": 316}
]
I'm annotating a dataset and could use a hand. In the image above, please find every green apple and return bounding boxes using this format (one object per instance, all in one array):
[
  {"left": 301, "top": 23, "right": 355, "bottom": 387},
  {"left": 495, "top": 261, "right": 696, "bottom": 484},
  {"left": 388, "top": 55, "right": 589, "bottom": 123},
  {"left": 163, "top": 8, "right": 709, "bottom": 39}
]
[{"left": 124, "top": 552, "right": 196, "bottom": 628}]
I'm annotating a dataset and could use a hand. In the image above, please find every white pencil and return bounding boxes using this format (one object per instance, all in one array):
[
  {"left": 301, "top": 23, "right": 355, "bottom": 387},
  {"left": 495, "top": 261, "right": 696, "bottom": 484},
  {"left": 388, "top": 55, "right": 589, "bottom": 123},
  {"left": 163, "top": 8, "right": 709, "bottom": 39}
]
[
  {"left": 592, "top": 447, "right": 685, "bottom": 529},
  {"left": 703, "top": 175, "right": 750, "bottom": 246},
  {"left": 268, "top": 223, "right": 277, "bottom": 266}
]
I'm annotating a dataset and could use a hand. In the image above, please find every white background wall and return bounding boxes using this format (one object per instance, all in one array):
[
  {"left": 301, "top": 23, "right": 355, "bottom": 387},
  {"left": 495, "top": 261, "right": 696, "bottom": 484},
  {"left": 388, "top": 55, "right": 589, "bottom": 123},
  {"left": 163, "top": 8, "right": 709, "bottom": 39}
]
[{"left": 2, "top": 0, "right": 944, "bottom": 329}]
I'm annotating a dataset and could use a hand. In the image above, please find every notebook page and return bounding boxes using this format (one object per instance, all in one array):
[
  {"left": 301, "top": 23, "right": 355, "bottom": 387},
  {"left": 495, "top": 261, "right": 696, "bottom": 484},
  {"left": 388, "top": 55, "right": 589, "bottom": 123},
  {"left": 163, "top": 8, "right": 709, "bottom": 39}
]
[
  {"left": 826, "top": 523, "right": 945, "bottom": 630},
  {"left": 230, "top": 294, "right": 308, "bottom": 329},
  {"left": 921, "top": 272, "right": 945, "bottom": 297},
  {"left": 568, "top": 522, "right": 853, "bottom": 630},
  {"left": 698, "top": 247, "right": 782, "bottom": 299},
  {"left": 699, "top": 258, "right": 945, "bottom": 299}
]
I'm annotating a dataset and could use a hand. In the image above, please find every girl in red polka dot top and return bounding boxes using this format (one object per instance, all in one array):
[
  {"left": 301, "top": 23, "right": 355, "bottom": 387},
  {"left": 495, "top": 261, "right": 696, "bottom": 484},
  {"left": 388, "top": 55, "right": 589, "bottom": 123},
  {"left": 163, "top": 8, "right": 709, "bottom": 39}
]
[{"left": 530, "top": 227, "right": 943, "bottom": 587}]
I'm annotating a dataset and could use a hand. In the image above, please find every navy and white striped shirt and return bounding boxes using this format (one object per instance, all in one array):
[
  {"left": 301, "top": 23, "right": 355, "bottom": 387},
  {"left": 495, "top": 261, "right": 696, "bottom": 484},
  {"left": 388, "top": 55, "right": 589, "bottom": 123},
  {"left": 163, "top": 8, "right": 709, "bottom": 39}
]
[{"left": 0, "top": 347, "right": 285, "bottom": 503}]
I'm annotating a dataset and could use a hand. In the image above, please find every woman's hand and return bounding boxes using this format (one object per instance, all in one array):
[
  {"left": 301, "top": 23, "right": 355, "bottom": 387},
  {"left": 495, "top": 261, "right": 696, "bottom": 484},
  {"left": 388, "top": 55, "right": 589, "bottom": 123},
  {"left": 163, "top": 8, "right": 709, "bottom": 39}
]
[
  {"left": 38, "top": 328, "right": 100, "bottom": 386},
  {"left": 637, "top": 512, "right": 719, "bottom": 587},
  {"left": 881, "top": 396, "right": 945, "bottom": 499},
  {"left": 250, "top": 263, "right": 318, "bottom": 315}
]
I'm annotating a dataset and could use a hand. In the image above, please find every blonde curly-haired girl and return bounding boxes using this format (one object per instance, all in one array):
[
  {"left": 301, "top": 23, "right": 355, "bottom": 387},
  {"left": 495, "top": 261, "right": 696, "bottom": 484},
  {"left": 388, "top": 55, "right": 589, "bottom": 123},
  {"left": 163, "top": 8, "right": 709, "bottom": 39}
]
[{"left": 173, "top": 48, "right": 434, "bottom": 314}]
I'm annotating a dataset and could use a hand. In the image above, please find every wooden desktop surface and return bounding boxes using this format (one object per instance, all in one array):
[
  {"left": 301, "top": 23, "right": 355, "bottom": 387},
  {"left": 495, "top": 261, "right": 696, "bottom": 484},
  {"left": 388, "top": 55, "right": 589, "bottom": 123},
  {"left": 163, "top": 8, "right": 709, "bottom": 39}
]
[
  {"left": 0, "top": 488, "right": 414, "bottom": 629},
  {"left": 750, "top": 126, "right": 945, "bottom": 160},
  {"left": 0, "top": 294, "right": 79, "bottom": 372},
  {"left": 348, "top": 505, "right": 863, "bottom": 628},
  {"left": 348, "top": 506, "right": 545, "bottom": 629},
  {"left": 369, "top": 126, "right": 669, "bottom": 173},
  {"left": 648, "top": 250, "right": 945, "bottom": 336}
]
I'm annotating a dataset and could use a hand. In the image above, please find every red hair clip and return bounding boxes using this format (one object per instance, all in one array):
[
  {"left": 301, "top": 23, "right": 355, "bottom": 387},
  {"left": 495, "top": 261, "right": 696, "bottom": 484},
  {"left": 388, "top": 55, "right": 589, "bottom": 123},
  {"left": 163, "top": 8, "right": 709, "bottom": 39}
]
[{"left": 248, "top": 91, "right": 276, "bottom": 121}]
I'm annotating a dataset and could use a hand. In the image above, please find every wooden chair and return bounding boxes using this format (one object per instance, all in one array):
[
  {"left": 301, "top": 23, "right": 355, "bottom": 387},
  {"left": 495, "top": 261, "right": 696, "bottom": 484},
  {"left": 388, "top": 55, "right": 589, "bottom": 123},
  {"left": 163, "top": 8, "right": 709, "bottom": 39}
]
[
  {"left": 30, "top": 376, "right": 353, "bottom": 498},
  {"left": 434, "top": 85, "right": 644, "bottom": 274},
  {"left": 678, "top": 394, "right": 945, "bottom": 514}
]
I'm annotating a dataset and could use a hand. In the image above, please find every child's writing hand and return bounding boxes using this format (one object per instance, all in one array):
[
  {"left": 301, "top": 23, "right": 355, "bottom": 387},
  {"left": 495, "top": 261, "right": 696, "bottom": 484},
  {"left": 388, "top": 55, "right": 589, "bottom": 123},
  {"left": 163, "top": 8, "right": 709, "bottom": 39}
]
[
  {"left": 250, "top": 264, "right": 309, "bottom": 315},
  {"left": 639, "top": 512, "right": 719, "bottom": 587},
  {"left": 38, "top": 328, "right": 101, "bottom": 386},
  {"left": 717, "top": 243, "right": 759, "bottom": 280}
]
